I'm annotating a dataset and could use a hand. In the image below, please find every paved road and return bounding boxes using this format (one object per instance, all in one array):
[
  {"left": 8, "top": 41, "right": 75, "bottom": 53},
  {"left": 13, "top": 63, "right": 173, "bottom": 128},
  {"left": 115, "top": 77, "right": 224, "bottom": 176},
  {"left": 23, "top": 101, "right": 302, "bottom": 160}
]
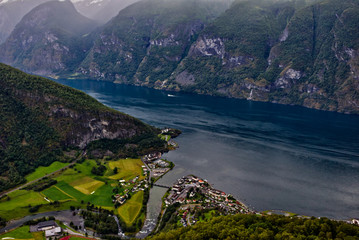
[{"left": 0, "top": 210, "right": 84, "bottom": 234}]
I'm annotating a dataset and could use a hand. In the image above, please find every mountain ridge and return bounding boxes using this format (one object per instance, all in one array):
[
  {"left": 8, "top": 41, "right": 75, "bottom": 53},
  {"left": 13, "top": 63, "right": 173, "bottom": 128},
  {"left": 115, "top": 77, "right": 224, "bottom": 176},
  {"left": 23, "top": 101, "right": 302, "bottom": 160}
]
[{"left": 0, "top": 0, "right": 358, "bottom": 114}]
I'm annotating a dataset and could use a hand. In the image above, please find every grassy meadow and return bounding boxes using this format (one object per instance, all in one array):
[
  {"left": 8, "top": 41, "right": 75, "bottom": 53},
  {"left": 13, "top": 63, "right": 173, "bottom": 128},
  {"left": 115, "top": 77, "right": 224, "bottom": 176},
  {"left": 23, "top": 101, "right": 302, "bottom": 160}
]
[
  {"left": 118, "top": 191, "right": 144, "bottom": 225},
  {"left": 25, "top": 161, "right": 68, "bottom": 182},
  {"left": 108, "top": 158, "right": 145, "bottom": 181},
  {"left": 0, "top": 158, "right": 146, "bottom": 229}
]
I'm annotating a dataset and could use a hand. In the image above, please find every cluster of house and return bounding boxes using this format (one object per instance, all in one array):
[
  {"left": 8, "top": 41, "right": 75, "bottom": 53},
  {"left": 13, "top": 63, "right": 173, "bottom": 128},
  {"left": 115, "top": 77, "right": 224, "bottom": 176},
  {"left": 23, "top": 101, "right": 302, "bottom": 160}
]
[
  {"left": 30, "top": 221, "right": 62, "bottom": 239},
  {"left": 143, "top": 153, "right": 171, "bottom": 178},
  {"left": 164, "top": 175, "right": 249, "bottom": 215},
  {"left": 143, "top": 152, "right": 162, "bottom": 162},
  {"left": 113, "top": 176, "right": 149, "bottom": 205}
]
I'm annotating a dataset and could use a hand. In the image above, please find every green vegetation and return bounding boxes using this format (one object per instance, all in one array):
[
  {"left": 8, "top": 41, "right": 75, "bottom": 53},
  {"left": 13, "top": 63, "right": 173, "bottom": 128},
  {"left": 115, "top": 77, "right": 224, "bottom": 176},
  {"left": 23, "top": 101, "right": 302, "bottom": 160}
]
[
  {"left": 149, "top": 214, "right": 359, "bottom": 239},
  {"left": 79, "top": 0, "right": 230, "bottom": 84},
  {"left": 118, "top": 191, "right": 144, "bottom": 226},
  {"left": 42, "top": 186, "right": 73, "bottom": 201},
  {"left": 70, "top": 176, "right": 104, "bottom": 195},
  {"left": 0, "top": 63, "right": 159, "bottom": 192},
  {"left": 82, "top": 210, "right": 118, "bottom": 235},
  {"left": 0, "top": 157, "right": 149, "bottom": 234},
  {"left": 108, "top": 158, "right": 144, "bottom": 181},
  {"left": 0, "top": 225, "right": 33, "bottom": 239},
  {"left": 25, "top": 161, "right": 69, "bottom": 182},
  {"left": 25, "top": 178, "right": 58, "bottom": 192}
]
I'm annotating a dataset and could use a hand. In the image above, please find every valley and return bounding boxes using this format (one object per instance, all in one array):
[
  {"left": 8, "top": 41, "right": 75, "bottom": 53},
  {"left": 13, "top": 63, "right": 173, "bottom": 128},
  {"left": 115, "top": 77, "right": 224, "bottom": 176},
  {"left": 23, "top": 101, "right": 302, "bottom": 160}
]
[{"left": 0, "top": 0, "right": 358, "bottom": 238}]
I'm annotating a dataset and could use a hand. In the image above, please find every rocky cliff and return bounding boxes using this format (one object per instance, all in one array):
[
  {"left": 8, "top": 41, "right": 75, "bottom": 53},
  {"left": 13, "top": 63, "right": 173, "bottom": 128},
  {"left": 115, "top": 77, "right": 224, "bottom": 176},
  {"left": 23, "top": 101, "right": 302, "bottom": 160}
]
[
  {"left": 161, "top": 0, "right": 359, "bottom": 114},
  {"left": 77, "top": 0, "right": 231, "bottom": 85},
  {"left": 0, "top": 0, "right": 358, "bottom": 114}
]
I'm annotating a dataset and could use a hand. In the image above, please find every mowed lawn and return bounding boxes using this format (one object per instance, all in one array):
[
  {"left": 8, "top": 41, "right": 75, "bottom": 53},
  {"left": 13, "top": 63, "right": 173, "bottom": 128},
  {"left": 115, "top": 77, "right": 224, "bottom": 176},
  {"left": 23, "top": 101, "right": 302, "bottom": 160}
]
[
  {"left": 25, "top": 161, "right": 68, "bottom": 182},
  {"left": 0, "top": 225, "right": 33, "bottom": 239},
  {"left": 42, "top": 186, "right": 74, "bottom": 201},
  {"left": 118, "top": 191, "right": 144, "bottom": 225},
  {"left": 108, "top": 159, "right": 144, "bottom": 181}
]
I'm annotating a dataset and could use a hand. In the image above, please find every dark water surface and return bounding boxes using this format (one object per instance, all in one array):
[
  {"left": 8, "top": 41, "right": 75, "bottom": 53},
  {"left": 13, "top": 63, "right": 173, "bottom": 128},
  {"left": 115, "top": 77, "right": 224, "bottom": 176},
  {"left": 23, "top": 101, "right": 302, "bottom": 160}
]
[{"left": 56, "top": 79, "right": 359, "bottom": 220}]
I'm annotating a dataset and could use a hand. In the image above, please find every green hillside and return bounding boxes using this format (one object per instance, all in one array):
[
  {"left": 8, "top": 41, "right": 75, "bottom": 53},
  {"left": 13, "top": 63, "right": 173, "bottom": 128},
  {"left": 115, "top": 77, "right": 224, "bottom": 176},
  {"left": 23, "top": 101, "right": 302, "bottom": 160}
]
[
  {"left": 148, "top": 214, "right": 359, "bottom": 239},
  {"left": 0, "top": 63, "right": 161, "bottom": 192},
  {"left": 77, "top": 0, "right": 231, "bottom": 84},
  {"left": 164, "top": 0, "right": 359, "bottom": 113}
]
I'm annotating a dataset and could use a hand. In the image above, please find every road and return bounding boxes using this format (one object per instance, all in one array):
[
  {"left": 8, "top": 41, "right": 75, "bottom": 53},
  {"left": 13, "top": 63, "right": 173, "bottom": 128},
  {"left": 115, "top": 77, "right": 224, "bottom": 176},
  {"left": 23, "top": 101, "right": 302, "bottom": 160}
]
[{"left": 0, "top": 210, "right": 84, "bottom": 234}]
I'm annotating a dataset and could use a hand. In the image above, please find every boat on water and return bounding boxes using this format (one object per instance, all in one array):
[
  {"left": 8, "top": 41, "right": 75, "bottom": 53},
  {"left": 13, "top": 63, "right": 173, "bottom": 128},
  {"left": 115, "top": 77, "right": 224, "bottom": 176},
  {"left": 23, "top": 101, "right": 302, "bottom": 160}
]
[{"left": 167, "top": 94, "right": 175, "bottom": 97}]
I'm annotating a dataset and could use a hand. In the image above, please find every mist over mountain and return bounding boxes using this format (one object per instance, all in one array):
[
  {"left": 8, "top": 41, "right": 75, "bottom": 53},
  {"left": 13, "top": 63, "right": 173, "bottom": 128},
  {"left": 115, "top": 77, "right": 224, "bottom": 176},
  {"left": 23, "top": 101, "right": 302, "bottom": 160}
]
[
  {"left": 0, "top": 0, "right": 50, "bottom": 44},
  {"left": 77, "top": 0, "right": 232, "bottom": 83},
  {"left": 0, "top": 0, "right": 97, "bottom": 76},
  {"left": 0, "top": 0, "right": 358, "bottom": 114},
  {"left": 72, "top": 0, "right": 142, "bottom": 24}
]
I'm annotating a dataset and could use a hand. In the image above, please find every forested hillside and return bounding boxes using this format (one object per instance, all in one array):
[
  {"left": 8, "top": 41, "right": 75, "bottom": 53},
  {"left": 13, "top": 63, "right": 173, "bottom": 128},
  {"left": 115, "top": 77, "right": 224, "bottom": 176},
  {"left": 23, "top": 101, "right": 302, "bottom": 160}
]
[
  {"left": 0, "top": 63, "right": 161, "bottom": 192},
  {"left": 148, "top": 214, "right": 359, "bottom": 239}
]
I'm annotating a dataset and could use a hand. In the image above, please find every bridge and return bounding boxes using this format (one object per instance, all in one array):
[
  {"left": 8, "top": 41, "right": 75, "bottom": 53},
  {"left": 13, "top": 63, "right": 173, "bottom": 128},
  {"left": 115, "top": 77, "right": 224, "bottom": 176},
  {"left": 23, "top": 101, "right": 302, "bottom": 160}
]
[{"left": 153, "top": 184, "right": 171, "bottom": 189}]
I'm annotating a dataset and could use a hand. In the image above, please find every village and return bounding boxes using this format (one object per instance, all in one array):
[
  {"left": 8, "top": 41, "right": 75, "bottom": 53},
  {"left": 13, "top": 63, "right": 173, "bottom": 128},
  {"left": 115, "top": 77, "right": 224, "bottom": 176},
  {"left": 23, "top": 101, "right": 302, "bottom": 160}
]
[
  {"left": 112, "top": 152, "right": 175, "bottom": 206},
  {"left": 163, "top": 175, "right": 251, "bottom": 227}
]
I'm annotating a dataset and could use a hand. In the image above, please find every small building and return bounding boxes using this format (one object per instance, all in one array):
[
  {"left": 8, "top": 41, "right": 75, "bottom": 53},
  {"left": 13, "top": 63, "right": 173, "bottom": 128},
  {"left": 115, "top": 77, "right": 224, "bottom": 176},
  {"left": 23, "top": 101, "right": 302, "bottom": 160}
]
[
  {"left": 45, "top": 227, "right": 62, "bottom": 238},
  {"left": 30, "top": 220, "right": 59, "bottom": 232}
]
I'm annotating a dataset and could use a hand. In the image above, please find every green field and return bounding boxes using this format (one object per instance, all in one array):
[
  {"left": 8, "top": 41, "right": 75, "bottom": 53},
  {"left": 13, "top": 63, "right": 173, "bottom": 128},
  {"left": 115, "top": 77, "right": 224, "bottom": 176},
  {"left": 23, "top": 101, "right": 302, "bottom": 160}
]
[
  {"left": 25, "top": 161, "right": 68, "bottom": 182},
  {"left": 0, "top": 225, "right": 33, "bottom": 239},
  {"left": 118, "top": 191, "right": 144, "bottom": 225},
  {"left": 71, "top": 176, "right": 104, "bottom": 195},
  {"left": 0, "top": 190, "right": 46, "bottom": 211},
  {"left": 55, "top": 181, "right": 86, "bottom": 200},
  {"left": 41, "top": 186, "right": 73, "bottom": 201},
  {"left": 108, "top": 159, "right": 144, "bottom": 181},
  {"left": 1, "top": 159, "right": 147, "bottom": 228},
  {"left": 84, "top": 184, "right": 114, "bottom": 207}
]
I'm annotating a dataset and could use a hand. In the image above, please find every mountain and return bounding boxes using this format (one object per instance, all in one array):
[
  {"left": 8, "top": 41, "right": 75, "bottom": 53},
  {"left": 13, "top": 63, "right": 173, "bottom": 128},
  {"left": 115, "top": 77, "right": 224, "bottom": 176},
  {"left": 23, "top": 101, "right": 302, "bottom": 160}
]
[
  {"left": 0, "top": 0, "right": 358, "bottom": 114},
  {"left": 0, "top": 63, "right": 160, "bottom": 192},
  {"left": 0, "top": 0, "right": 97, "bottom": 76},
  {"left": 163, "top": 0, "right": 359, "bottom": 114},
  {"left": 72, "top": 0, "right": 142, "bottom": 24},
  {"left": 0, "top": 0, "right": 50, "bottom": 44},
  {"left": 77, "top": 0, "right": 232, "bottom": 85}
]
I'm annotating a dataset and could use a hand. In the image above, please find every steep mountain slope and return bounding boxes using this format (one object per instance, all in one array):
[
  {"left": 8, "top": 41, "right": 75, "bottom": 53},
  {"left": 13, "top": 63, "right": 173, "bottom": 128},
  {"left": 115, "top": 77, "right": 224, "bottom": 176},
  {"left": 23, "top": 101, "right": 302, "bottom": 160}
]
[
  {"left": 0, "top": 0, "right": 50, "bottom": 44},
  {"left": 72, "top": 0, "right": 141, "bottom": 24},
  {"left": 77, "top": 0, "right": 232, "bottom": 85},
  {"left": 0, "top": 0, "right": 97, "bottom": 76},
  {"left": 164, "top": 0, "right": 359, "bottom": 113},
  {"left": 0, "top": 63, "right": 157, "bottom": 192}
]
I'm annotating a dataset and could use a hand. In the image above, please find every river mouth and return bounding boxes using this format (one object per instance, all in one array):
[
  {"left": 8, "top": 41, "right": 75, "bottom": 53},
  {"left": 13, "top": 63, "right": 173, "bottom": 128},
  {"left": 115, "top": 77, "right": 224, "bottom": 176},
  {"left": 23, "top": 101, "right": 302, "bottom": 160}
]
[{"left": 55, "top": 79, "right": 359, "bottom": 220}]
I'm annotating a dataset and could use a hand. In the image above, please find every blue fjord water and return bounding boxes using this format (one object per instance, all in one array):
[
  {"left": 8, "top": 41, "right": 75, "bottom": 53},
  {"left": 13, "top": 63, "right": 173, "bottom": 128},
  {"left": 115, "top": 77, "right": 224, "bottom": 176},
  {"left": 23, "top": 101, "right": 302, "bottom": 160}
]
[{"left": 56, "top": 79, "right": 359, "bottom": 219}]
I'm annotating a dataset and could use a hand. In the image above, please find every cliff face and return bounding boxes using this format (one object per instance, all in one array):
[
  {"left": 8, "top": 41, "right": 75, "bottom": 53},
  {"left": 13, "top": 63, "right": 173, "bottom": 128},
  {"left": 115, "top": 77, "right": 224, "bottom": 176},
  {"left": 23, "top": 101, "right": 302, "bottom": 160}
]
[
  {"left": 161, "top": 0, "right": 359, "bottom": 114},
  {"left": 0, "top": 0, "right": 358, "bottom": 114},
  {"left": 0, "top": 0, "right": 97, "bottom": 75},
  {"left": 77, "top": 0, "right": 231, "bottom": 85},
  {"left": 0, "top": 63, "right": 154, "bottom": 191}
]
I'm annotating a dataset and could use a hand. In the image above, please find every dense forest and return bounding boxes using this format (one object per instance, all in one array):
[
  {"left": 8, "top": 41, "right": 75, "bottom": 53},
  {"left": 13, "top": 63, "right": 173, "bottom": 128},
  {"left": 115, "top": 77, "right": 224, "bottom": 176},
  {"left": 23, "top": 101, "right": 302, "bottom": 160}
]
[{"left": 148, "top": 214, "right": 359, "bottom": 239}]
